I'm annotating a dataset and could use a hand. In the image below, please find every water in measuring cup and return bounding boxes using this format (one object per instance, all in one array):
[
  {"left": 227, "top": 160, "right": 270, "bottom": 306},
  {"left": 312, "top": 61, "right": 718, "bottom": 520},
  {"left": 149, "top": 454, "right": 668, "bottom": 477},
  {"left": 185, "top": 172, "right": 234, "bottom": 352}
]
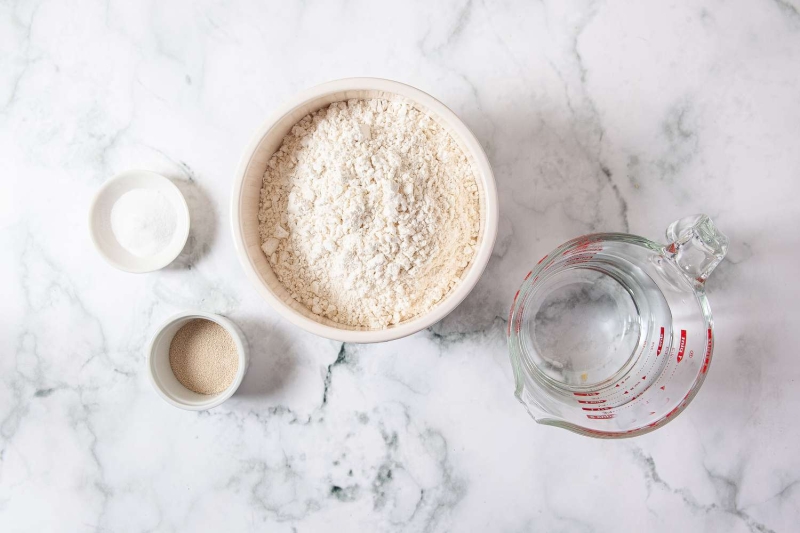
[{"left": 522, "top": 247, "right": 674, "bottom": 393}]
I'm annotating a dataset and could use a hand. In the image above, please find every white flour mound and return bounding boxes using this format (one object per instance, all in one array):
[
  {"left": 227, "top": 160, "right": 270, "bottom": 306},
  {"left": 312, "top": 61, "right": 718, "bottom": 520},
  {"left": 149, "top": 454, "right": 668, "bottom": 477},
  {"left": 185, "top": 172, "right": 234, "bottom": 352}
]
[{"left": 258, "top": 99, "right": 480, "bottom": 329}]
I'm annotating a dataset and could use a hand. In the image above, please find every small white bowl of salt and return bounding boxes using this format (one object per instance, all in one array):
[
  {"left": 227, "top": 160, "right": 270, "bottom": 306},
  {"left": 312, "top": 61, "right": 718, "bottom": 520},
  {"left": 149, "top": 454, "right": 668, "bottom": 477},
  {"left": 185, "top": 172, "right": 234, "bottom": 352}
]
[{"left": 90, "top": 169, "right": 190, "bottom": 273}]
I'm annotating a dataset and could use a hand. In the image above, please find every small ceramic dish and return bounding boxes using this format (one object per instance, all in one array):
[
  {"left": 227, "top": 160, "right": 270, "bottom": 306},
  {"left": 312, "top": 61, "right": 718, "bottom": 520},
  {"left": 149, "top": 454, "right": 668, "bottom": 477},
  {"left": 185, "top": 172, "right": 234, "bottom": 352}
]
[
  {"left": 89, "top": 169, "right": 190, "bottom": 273},
  {"left": 146, "top": 311, "right": 249, "bottom": 411}
]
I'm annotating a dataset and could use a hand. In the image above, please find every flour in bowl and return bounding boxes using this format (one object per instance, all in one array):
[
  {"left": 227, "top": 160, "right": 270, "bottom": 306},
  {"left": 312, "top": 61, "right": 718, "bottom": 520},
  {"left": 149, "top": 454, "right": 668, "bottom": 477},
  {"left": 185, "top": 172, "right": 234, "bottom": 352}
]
[{"left": 258, "top": 99, "right": 480, "bottom": 328}]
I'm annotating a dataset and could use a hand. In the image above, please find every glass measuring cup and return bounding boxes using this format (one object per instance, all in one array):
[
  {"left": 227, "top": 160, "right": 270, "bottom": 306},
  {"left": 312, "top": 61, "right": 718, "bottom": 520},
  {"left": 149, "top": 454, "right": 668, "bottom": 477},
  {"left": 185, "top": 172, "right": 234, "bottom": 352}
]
[{"left": 507, "top": 215, "right": 728, "bottom": 438}]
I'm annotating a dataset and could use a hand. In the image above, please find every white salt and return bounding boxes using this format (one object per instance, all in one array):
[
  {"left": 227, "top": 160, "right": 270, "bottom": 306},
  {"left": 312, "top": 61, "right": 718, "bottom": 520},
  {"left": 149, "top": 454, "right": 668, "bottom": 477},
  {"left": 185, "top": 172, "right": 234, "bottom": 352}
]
[{"left": 111, "top": 189, "right": 177, "bottom": 257}]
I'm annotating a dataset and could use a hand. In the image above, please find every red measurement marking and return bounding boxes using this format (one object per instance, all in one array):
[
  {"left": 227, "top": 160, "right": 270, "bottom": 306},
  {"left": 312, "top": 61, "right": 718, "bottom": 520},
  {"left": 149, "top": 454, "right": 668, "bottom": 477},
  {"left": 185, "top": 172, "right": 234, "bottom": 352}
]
[
  {"left": 563, "top": 244, "right": 603, "bottom": 257},
  {"left": 567, "top": 258, "right": 591, "bottom": 265},
  {"left": 563, "top": 246, "right": 584, "bottom": 256},
  {"left": 587, "top": 414, "right": 614, "bottom": 420},
  {"left": 563, "top": 256, "right": 595, "bottom": 266},
  {"left": 642, "top": 376, "right": 646, "bottom": 380},
  {"left": 676, "top": 330, "right": 687, "bottom": 363},
  {"left": 524, "top": 270, "right": 532, "bottom": 281},
  {"left": 660, "top": 386, "right": 665, "bottom": 391},
  {"left": 615, "top": 384, "right": 620, "bottom": 388},
  {"left": 512, "top": 290, "right": 520, "bottom": 304},
  {"left": 577, "top": 399, "right": 606, "bottom": 404},
  {"left": 573, "top": 392, "right": 600, "bottom": 397},
  {"left": 624, "top": 391, "right": 629, "bottom": 394},
  {"left": 537, "top": 255, "right": 548, "bottom": 265},
  {"left": 701, "top": 328, "right": 713, "bottom": 374},
  {"left": 582, "top": 406, "right": 614, "bottom": 411},
  {"left": 657, "top": 327, "right": 665, "bottom": 355}
]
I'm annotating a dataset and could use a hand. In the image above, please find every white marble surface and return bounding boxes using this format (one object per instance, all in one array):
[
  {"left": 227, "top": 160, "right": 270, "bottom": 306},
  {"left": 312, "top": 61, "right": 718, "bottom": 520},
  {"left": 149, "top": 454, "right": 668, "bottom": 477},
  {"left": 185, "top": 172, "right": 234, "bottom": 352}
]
[{"left": 2, "top": 0, "right": 799, "bottom": 531}]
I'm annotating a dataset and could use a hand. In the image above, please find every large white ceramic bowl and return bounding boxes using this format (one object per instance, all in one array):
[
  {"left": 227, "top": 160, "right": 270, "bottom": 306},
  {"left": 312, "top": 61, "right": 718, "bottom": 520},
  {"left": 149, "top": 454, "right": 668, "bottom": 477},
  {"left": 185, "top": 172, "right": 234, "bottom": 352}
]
[{"left": 231, "top": 78, "right": 498, "bottom": 343}]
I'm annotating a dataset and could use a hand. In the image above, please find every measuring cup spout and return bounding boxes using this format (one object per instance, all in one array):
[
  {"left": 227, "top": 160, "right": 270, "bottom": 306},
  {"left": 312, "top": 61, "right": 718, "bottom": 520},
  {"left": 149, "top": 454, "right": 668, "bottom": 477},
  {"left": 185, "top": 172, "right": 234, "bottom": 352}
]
[
  {"left": 664, "top": 214, "right": 728, "bottom": 284},
  {"left": 515, "top": 387, "right": 561, "bottom": 424}
]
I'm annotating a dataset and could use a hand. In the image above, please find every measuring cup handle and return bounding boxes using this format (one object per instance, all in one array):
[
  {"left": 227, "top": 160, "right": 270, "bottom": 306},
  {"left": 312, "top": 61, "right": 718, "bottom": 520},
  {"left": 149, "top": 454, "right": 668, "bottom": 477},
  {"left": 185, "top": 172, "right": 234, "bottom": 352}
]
[{"left": 664, "top": 214, "right": 729, "bottom": 284}]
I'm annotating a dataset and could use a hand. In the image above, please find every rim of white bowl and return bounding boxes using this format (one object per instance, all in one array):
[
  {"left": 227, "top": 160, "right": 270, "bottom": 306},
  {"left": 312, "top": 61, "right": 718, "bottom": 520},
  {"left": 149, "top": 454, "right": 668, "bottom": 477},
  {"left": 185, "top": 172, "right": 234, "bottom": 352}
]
[
  {"left": 146, "top": 310, "right": 248, "bottom": 411},
  {"left": 231, "top": 77, "right": 499, "bottom": 343},
  {"left": 89, "top": 169, "right": 191, "bottom": 273}
]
